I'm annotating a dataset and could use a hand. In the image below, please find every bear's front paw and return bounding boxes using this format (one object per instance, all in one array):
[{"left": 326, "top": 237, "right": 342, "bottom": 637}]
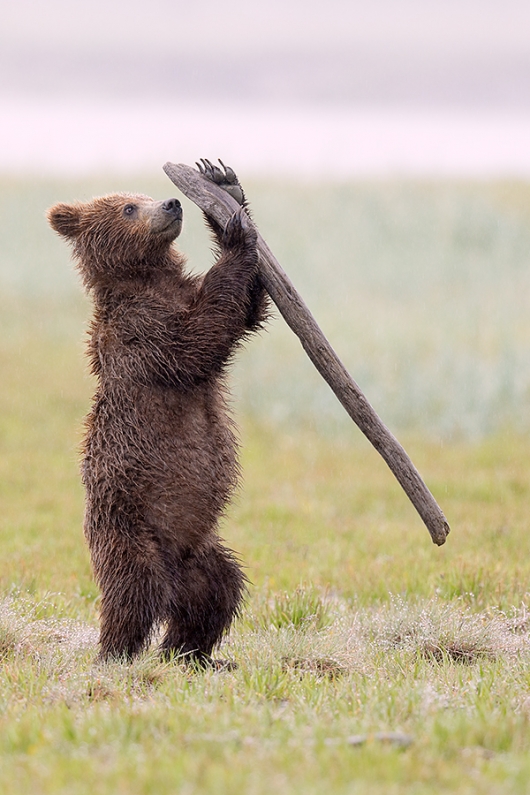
[
  {"left": 196, "top": 158, "right": 246, "bottom": 206},
  {"left": 222, "top": 206, "right": 257, "bottom": 250}
]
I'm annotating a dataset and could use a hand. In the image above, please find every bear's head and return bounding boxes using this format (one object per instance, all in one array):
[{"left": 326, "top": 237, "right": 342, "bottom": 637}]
[{"left": 48, "top": 193, "right": 183, "bottom": 288}]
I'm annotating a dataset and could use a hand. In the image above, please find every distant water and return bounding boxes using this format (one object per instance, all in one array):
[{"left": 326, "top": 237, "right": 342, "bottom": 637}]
[{"left": 3, "top": 97, "right": 530, "bottom": 178}]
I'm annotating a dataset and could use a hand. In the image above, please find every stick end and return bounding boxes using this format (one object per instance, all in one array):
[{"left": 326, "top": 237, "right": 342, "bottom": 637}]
[
  {"left": 163, "top": 161, "right": 185, "bottom": 178},
  {"left": 431, "top": 520, "right": 450, "bottom": 546}
]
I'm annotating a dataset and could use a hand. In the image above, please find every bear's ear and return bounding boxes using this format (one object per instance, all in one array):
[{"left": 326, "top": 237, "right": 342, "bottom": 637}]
[{"left": 47, "top": 203, "right": 82, "bottom": 239}]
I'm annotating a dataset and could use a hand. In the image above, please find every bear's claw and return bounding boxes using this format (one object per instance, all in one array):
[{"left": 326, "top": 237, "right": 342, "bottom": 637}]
[
  {"left": 218, "top": 159, "right": 238, "bottom": 185},
  {"left": 197, "top": 158, "right": 246, "bottom": 206}
]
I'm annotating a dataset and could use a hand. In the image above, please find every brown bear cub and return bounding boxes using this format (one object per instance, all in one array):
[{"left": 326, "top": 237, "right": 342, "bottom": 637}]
[{"left": 48, "top": 161, "right": 267, "bottom": 665}]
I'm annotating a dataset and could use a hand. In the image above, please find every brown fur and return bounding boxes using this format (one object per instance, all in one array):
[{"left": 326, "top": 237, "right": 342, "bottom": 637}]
[{"left": 48, "top": 191, "right": 267, "bottom": 663}]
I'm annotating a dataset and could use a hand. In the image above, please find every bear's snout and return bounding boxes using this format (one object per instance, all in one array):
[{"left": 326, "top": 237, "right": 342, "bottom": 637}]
[
  {"left": 148, "top": 197, "right": 183, "bottom": 239},
  {"left": 161, "top": 198, "right": 182, "bottom": 218}
]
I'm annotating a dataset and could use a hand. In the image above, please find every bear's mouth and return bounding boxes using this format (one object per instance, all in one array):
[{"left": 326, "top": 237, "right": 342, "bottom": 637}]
[{"left": 156, "top": 216, "right": 183, "bottom": 239}]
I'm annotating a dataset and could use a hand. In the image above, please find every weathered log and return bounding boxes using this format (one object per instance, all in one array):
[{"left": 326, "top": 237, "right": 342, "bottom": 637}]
[{"left": 163, "top": 161, "right": 450, "bottom": 547}]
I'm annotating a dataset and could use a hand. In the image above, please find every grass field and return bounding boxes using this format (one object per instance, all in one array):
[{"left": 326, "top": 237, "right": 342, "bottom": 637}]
[{"left": 1, "top": 176, "right": 530, "bottom": 793}]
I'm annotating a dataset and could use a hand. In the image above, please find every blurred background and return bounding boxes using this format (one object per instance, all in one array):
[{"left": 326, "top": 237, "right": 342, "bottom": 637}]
[{"left": 1, "top": 0, "right": 530, "bottom": 439}]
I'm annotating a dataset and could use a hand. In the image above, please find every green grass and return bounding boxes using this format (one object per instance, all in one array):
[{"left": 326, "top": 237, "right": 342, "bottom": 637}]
[{"left": 1, "top": 176, "right": 530, "bottom": 792}]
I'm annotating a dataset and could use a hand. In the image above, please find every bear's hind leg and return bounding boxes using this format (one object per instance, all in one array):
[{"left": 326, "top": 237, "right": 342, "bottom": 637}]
[
  {"left": 97, "top": 592, "right": 156, "bottom": 662},
  {"left": 160, "top": 543, "right": 246, "bottom": 665},
  {"left": 96, "top": 560, "right": 167, "bottom": 663}
]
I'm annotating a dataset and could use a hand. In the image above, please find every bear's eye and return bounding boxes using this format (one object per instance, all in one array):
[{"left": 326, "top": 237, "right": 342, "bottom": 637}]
[{"left": 123, "top": 204, "right": 137, "bottom": 218}]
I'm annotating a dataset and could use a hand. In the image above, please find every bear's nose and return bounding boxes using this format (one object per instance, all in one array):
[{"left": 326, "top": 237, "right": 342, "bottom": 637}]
[{"left": 162, "top": 198, "right": 182, "bottom": 215}]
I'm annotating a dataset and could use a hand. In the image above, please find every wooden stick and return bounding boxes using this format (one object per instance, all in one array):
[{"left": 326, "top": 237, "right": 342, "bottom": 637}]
[{"left": 163, "top": 161, "right": 450, "bottom": 547}]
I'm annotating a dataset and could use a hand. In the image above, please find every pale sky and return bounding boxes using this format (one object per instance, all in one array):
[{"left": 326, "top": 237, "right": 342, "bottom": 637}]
[
  {"left": 2, "top": 0, "right": 529, "bottom": 57},
  {"left": 1, "top": 0, "right": 529, "bottom": 108},
  {"left": 2, "top": 0, "right": 530, "bottom": 175}
]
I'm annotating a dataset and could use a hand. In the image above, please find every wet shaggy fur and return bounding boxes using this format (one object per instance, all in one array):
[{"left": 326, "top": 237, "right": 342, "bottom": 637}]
[{"left": 48, "top": 190, "right": 267, "bottom": 663}]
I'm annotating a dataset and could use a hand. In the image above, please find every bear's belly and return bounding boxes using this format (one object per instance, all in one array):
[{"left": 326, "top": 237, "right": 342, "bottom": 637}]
[{"left": 82, "top": 382, "right": 238, "bottom": 547}]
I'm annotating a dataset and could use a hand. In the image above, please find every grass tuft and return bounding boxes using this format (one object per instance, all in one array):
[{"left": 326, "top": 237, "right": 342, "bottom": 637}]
[
  {"left": 255, "top": 587, "right": 332, "bottom": 632},
  {"left": 365, "top": 595, "right": 522, "bottom": 664},
  {"left": 281, "top": 656, "right": 347, "bottom": 679},
  {"left": 0, "top": 624, "right": 19, "bottom": 660}
]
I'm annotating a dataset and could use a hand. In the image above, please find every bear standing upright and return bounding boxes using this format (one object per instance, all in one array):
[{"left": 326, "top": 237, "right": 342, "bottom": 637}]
[{"left": 48, "top": 162, "right": 267, "bottom": 664}]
